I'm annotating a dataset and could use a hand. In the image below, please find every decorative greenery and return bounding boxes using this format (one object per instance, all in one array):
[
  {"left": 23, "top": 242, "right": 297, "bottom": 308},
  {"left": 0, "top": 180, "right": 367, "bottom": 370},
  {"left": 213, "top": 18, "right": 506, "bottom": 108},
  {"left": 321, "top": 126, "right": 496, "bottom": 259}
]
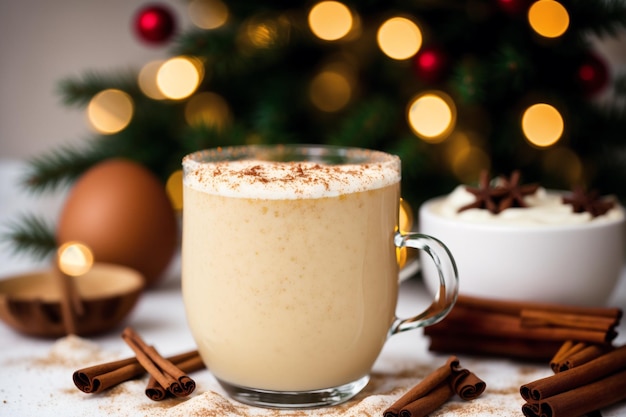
[
  {"left": 2, "top": 214, "right": 57, "bottom": 261},
  {"left": 6, "top": 0, "right": 626, "bottom": 259}
]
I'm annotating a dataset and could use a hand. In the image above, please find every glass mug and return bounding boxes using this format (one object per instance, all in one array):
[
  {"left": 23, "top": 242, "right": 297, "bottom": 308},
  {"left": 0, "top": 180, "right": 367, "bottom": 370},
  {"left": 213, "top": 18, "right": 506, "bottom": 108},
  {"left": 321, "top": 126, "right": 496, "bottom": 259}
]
[{"left": 181, "top": 145, "right": 458, "bottom": 408}]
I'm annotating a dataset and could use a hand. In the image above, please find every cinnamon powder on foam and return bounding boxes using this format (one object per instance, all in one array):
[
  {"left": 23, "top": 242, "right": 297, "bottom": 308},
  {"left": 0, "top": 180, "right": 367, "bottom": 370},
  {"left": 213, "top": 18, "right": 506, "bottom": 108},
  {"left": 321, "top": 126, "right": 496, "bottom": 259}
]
[{"left": 184, "top": 160, "right": 400, "bottom": 200}]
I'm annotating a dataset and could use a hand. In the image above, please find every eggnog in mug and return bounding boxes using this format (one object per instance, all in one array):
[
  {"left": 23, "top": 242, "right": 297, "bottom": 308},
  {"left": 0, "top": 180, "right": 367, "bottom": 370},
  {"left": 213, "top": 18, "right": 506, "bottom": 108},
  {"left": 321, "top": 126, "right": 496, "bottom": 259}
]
[{"left": 181, "top": 145, "right": 458, "bottom": 408}]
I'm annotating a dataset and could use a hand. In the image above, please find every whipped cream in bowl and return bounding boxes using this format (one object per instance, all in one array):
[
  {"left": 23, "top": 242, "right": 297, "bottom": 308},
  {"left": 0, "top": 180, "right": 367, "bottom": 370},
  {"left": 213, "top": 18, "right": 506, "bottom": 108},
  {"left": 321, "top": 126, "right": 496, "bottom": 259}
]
[{"left": 418, "top": 183, "right": 625, "bottom": 306}]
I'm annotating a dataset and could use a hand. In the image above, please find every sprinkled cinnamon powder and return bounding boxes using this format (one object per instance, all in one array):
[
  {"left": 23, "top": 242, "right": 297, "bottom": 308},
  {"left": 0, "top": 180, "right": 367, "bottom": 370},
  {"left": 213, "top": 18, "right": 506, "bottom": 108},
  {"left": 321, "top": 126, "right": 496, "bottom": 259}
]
[
  {"left": 2, "top": 336, "right": 559, "bottom": 417},
  {"left": 183, "top": 158, "right": 400, "bottom": 200}
]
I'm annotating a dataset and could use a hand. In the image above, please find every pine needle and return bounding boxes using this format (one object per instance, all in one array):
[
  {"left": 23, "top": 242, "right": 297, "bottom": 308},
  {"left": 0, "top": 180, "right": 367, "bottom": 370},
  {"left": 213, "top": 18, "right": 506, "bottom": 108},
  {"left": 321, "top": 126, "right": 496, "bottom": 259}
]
[
  {"left": 57, "top": 70, "right": 140, "bottom": 108},
  {"left": 21, "top": 142, "right": 109, "bottom": 194},
  {"left": 1, "top": 213, "right": 56, "bottom": 261}
]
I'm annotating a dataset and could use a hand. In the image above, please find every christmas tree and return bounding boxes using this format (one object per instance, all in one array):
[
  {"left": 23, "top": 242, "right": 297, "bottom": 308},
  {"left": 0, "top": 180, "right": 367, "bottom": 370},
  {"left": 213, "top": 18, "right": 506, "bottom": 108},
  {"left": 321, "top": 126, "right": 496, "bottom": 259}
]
[{"left": 6, "top": 0, "right": 626, "bottom": 258}]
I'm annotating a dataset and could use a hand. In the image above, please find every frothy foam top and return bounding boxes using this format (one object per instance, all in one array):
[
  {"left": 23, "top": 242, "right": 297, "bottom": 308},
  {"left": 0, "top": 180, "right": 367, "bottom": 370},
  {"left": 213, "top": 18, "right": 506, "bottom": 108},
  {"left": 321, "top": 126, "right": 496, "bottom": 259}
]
[
  {"left": 431, "top": 185, "right": 624, "bottom": 226},
  {"left": 183, "top": 159, "right": 400, "bottom": 199}
]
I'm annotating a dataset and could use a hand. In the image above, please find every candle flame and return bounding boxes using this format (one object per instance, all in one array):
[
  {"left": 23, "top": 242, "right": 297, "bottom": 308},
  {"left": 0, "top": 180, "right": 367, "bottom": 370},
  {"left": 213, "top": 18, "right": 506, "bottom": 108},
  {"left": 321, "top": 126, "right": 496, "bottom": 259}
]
[{"left": 58, "top": 242, "right": 94, "bottom": 277}]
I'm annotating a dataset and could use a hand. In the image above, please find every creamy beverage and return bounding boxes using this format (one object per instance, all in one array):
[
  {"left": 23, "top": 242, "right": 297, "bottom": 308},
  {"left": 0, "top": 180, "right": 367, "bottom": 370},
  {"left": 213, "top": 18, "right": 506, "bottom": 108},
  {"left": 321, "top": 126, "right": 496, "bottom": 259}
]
[{"left": 181, "top": 145, "right": 458, "bottom": 408}]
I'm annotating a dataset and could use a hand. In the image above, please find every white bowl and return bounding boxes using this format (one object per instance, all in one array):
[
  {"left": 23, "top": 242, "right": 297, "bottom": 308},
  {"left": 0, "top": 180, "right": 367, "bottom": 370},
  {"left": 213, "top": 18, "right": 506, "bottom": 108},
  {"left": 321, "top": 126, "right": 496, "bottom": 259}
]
[{"left": 418, "top": 194, "right": 625, "bottom": 306}]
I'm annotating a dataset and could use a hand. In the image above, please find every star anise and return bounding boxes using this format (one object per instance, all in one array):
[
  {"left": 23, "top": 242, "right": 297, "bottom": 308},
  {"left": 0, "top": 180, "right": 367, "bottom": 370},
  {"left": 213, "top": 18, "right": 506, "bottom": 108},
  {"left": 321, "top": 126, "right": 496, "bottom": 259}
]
[
  {"left": 496, "top": 170, "right": 539, "bottom": 212},
  {"left": 562, "top": 186, "right": 615, "bottom": 217},
  {"left": 458, "top": 170, "right": 507, "bottom": 214}
]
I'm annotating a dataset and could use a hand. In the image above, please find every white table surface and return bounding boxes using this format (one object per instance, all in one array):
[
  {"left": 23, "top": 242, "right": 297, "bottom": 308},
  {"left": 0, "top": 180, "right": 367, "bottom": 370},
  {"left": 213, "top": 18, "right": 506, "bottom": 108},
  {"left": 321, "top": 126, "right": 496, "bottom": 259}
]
[{"left": 0, "top": 158, "right": 625, "bottom": 417}]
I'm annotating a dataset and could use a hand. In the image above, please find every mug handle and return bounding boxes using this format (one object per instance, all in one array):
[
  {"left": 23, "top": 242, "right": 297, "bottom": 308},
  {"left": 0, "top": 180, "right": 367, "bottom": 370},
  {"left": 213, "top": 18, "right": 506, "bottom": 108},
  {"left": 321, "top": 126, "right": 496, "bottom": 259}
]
[{"left": 389, "top": 232, "right": 459, "bottom": 336}]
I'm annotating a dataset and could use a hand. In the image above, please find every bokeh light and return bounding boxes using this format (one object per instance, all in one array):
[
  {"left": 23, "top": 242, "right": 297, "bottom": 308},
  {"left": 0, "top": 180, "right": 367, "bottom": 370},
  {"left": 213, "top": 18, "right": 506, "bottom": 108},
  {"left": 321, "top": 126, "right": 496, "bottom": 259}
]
[
  {"left": 188, "top": 0, "right": 229, "bottom": 29},
  {"left": 542, "top": 146, "right": 582, "bottom": 185},
  {"left": 451, "top": 146, "right": 490, "bottom": 184},
  {"left": 407, "top": 91, "right": 456, "bottom": 142},
  {"left": 528, "top": 0, "right": 569, "bottom": 38},
  {"left": 138, "top": 60, "right": 167, "bottom": 100},
  {"left": 309, "top": 67, "right": 353, "bottom": 112},
  {"left": 184, "top": 91, "right": 232, "bottom": 130},
  {"left": 87, "top": 89, "right": 134, "bottom": 134},
  {"left": 377, "top": 17, "right": 422, "bottom": 60},
  {"left": 445, "top": 131, "right": 491, "bottom": 183},
  {"left": 521, "top": 103, "right": 564, "bottom": 147},
  {"left": 157, "top": 56, "right": 203, "bottom": 100},
  {"left": 58, "top": 242, "right": 94, "bottom": 277},
  {"left": 308, "top": 1, "right": 354, "bottom": 41},
  {"left": 166, "top": 170, "right": 183, "bottom": 211},
  {"left": 239, "top": 15, "right": 290, "bottom": 49}
]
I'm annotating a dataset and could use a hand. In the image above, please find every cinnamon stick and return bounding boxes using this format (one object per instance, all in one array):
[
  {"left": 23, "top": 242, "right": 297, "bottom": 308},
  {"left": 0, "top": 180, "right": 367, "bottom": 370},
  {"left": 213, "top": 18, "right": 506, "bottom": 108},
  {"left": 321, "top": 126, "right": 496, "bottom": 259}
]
[
  {"left": 521, "top": 368, "right": 626, "bottom": 417},
  {"left": 456, "top": 295, "right": 622, "bottom": 319},
  {"left": 550, "top": 341, "right": 612, "bottom": 373},
  {"left": 73, "top": 350, "right": 200, "bottom": 394},
  {"left": 121, "top": 327, "right": 196, "bottom": 397},
  {"left": 450, "top": 368, "right": 486, "bottom": 401},
  {"left": 428, "top": 334, "right": 563, "bottom": 361},
  {"left": 521, "top": 344, "right": 626, "bottom": 401},
  {"left": 55, "top": 267, "right": 84, "bottom": 335},
  {"left": 383, "top": 356, "right": 485, "bottom": 417},
  {"left": 425, "top": 305, "right": 616, "bottom": 344},
  {"left": 397, "top": 383, "right": 453, "bottom": 417},
  {"left": 424, "top": 295, "right": 622, "bottom": 361},
  {"left": 549, "top": 341, "right": 583, "bottom": 371},
  {"left": 145, "top": 353, "right": 205, "bottom": 401},
  {"left": 521, "top": 310, "right": 617, "bottom": 333}
]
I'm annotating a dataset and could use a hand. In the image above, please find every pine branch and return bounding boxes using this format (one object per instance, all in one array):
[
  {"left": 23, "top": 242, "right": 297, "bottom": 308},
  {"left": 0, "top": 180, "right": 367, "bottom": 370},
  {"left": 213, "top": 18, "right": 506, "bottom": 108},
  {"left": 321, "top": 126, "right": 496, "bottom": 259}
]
[
  {"left": 57, "top": 69, "right": 141, "bottom": 108},
  {"left": 179, "top": 123, "right": 248, "bottom": 155},
  {"left": 22, "top": 142, "right": 112, "bottom": 193},
  {"left": 1, "top": 213, "right": 56, "bottom": 261},
  {"left": 328, "top": 96, "right": 401, "bottom": 148},
  {"left": 173, "top": 26, "right": 289, "bottom": 80}
]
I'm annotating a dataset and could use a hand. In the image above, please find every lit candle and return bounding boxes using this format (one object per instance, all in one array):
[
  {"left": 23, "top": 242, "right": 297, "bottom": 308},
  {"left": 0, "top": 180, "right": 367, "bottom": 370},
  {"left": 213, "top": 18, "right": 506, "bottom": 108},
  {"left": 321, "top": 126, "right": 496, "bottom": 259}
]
[{"left": 55, "top": 242, "right": 93, "bottom": 334}]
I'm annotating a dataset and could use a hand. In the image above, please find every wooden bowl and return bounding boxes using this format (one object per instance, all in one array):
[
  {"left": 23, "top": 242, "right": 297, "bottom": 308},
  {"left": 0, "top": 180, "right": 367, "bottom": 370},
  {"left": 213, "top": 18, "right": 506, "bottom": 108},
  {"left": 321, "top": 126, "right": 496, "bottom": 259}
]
[{"left": 0, "top": 263, "right": 144, "bottom": 338}]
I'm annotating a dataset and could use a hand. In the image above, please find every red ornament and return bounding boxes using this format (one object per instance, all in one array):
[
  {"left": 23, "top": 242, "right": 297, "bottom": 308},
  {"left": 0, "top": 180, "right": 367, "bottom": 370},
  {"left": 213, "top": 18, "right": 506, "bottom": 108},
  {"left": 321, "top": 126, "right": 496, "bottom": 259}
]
[
  {"left": 414, "top": 46, "right": 448, "bottom": 84},
  {"left": 497, "top": 0, "right": 529, "bottom": 15},
  {"left": 576, "top": 52, "right": 610, "bottom": 97},
  {"left": 133, "top": 4, "right": 176, "bottom": 45}
]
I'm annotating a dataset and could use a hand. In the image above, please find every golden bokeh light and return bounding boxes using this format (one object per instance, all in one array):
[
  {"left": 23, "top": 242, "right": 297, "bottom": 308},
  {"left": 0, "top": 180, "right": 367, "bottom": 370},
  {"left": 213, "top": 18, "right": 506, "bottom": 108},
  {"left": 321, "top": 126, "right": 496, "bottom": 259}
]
[
  {"left": 58, "top": 242, "right": 94, "bottom": 277},
  {"left": 157, "top": 56, "right": 203, "bottom": 100},
  {"left": 247, "top": 20, "right": 275, "bottom": 48},
  {"left": 138, "top": 60, "right": 166, "bottom": 100},
  {"left": 188, "top": 0, "right": 229, "bottom": 29},
  {"left": 184, "top": 91, "right": 232, "bottom": 130},
  {"left": 450, "top": 145, "right": 490, "bottom": 184},
  {"left": 542, "top": 146, "right": 582, "bottom": 185},
  {"left": 244, "top": 15, "right": 289, "bottom": 49},
  {"left": 377, "top": 17, "right": 422, "bottom": 60},
  {"left": 407, "top": 91, "right": 456, "bottom": 142},
  {"left": 87, "top": 89, "right": 134, "bottom": 134},
  {"left": 309, "top": 69, "right": 352, "bottom": 112},
  {"left": 166, "top": 169, "right": 184, "bottom": 211},
  {"left": 444, "top": 131, "right": 471, "bottom": 163},
  {"left": 308, "top": 1, "right": 353, "bottom": 41},
  {"left": 521, "top": 103, "right": 564, "bottom": 147},
  {"left": 528, "top": 0, "right": 569, "bottom": 38}
]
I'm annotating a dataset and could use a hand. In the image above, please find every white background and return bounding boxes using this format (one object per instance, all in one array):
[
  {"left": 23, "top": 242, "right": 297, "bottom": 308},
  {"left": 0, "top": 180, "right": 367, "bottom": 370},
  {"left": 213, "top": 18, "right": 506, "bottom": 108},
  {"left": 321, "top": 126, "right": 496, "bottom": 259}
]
[{"left": 0, "top": 0, "right": 190, "bottom": 159}]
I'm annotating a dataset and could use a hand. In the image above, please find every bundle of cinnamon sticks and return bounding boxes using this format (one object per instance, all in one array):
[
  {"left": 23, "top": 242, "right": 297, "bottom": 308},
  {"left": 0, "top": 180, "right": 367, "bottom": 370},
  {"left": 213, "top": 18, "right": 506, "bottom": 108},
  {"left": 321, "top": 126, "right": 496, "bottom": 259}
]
[
  {"left": 73, "top": 327, "right": 205, "bottom": 401},
  {"left": 521, "top": 342, "right": 626, "bottom": 417},
  {"left": 423, "top": 295, "right": 622, "bottom": 361},
  {"left": 383, "top": 356, "right": 486, "bottom": 417}
]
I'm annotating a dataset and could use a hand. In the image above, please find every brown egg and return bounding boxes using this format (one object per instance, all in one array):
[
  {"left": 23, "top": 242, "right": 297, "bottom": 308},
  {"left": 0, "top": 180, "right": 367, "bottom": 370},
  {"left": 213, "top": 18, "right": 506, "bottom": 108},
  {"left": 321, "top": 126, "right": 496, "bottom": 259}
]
[{"left": 56, "top": 159, "right": 178, "bottom": 286}]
